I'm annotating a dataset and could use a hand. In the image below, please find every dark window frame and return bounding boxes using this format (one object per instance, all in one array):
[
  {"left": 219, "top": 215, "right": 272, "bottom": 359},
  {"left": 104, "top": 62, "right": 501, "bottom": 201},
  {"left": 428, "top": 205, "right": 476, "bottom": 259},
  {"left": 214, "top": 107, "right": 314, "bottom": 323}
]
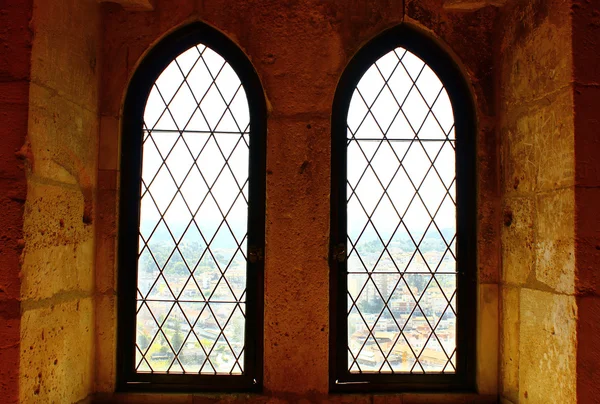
[
  {"left": 329, "top": 24, "right": 477, "bottom": 393},
  {"left": 117, "top": 22, "right": 266, "bottom": 393}
]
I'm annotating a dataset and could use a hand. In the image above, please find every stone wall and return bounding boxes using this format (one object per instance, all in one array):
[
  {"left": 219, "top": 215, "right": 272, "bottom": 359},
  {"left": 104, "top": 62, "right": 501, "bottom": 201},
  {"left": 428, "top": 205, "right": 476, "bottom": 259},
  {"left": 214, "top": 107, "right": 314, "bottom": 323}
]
[
  {"left": 19, "top": 0, "right": 100, "bottom": 402},
  {"left": 498, "top": 0, "right": 577, "bottom": 403},
  {"left": 573, "top": 0, "right": 600, "bottom": 402},
  {"left": 96, "top": 0, "right": 500, "bottom": 401},
  {"left": 0, "top": 0, "right": 33, "bottom": 403}
]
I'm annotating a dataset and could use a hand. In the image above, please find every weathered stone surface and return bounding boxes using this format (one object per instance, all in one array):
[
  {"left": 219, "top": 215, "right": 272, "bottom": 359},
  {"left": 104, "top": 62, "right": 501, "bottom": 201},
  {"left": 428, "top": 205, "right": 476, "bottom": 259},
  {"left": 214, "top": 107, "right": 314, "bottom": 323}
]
[
  {"left": 534, "top": 188, "right": 575, "bottom": 294},
  {"left": 576, "top": 295, "right": 600, "bottom": 403},
  {"left": 443, "top": 0, "right": 506, "bottom": 10},
  {"left": 534, "top": 90, "right": 575, "bottom": 192},
  {"left": 20, "top": 0, "right": 100, "bottom": 402},
  {"left": 28, "top": 82, "right": 98, "bottom": 190},
  {"left": 95, "top": 293, "right": 116, "bottom": 393},
  {"left": 499, "top": 0, "right": 572, "bottom": 107},
  {"left": 0, "top": 1, "right": 33, "bottom": 401},
  {"left": 477, "top": 284, "right": 499, "bottom": 395},
  {"left": 572, "top": 0, "right": 600, "bottom": 85},
  {"left": 99, "top": 0, "right": 155, "bottom": 11},
  {"left": 500, "top": 286, "right": 519, "bottom": 403},
  {"left": 502, "top": 90, "right": 574, "bottom": 195},
  {"left": 21, "top": 180, "right": 94, "bottom": 300},
  {"left": 498, "top": 1, "right": 577, "bottom": 402},
  {"left": 502, "top": 197, "right": 534, "bottom": 286},
  {"left": 99, "top": 115, "right": 120, "bottom": 171},
  {"left": 519, "top": 289, "right": 577, "bottom": 404},
  {"left": 263, "top": 118, "right": 331, "bottom": 394},
  {"left": 400, "top": 394, "right": 497, "bottom": 404},
  {"left": 501, "top": 123, "right": 536, "bottom": 195},
  {"left": 20, "top": 298, "right": 94, "bottom": 404},
  {"left": 95, "top": 172, "right": 118, "bottom": 296},
  {"left": 574, "top": 85, "right": 600, "bottom": 188},
  {"left": 30, "top": 0, "right": 100, "bottom": 110}
]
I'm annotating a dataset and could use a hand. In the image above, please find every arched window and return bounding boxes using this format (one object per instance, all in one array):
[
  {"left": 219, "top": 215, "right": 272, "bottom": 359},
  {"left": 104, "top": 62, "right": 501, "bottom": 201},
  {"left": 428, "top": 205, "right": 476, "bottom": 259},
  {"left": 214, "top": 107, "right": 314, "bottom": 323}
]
[
  {"left": 329, "top": 25, "right": 476, "bottom": 392},
  {"left": 118, "top": 23, "right": 266, "bottom": 392}
]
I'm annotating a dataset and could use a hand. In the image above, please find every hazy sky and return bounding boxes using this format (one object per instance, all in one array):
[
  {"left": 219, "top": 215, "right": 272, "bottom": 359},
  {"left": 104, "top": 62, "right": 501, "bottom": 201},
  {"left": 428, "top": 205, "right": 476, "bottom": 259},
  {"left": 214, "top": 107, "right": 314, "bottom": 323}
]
[{"left": 138, "top": 44, "right": 456, "bottom": 252}]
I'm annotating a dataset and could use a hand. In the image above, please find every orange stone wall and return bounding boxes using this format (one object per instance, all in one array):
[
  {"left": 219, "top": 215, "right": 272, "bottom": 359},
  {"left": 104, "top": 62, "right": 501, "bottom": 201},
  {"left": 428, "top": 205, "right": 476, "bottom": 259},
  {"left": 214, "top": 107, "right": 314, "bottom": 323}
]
[
  {"left": 498, "top": 0, "right": 578, "bottom": 403},
  {"left": 18, "top": 0, "right": 101, "bottom": 403},
  {"left": 573, "top": 0, "right": 600, "bottom": 402},
  {"left": 95, "top": 0, "right": 500, "bottom": 402},
  {"left": 0, "top": 1, "right": 33, "bottom": 403},
  {"left": 5, "top": 0, "right": 599, "bottom": 402}
]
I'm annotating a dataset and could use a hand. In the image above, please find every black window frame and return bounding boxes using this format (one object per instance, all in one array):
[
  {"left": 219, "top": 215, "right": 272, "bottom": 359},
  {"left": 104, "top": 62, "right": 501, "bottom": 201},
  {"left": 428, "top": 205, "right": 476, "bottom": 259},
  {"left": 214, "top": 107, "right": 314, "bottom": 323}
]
[
  {"left": 117, "top": 22, "right": 266, "bottom": 393},
  {"left": 329, "top": 24, "right": 477, "bottom": 393}
]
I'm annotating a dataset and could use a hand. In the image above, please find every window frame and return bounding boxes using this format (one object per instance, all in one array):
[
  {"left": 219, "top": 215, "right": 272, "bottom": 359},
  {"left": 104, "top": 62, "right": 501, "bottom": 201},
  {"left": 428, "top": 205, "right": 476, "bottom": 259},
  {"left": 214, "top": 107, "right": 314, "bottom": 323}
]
[
  {"left": 117, "top": 22, "right": 266, "bottom": 393},
  {"left": 329, "top": 24, "right": 477, "bottom": 393}
]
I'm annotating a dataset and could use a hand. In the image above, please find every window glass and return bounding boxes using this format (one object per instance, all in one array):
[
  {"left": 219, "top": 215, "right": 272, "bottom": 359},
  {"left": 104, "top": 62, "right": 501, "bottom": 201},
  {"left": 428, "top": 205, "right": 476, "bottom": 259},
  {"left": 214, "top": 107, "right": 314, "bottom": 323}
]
[
  {"left": 136, "top": 44, "right": 250, "bottom": 375},
  {"left": 346, "top": 47, "right": 457, "bottom": 374}
]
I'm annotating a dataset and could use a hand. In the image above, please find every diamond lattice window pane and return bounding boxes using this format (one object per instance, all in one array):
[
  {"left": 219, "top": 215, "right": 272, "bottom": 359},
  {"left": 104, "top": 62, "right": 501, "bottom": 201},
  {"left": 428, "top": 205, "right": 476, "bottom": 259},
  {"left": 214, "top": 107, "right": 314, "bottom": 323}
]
[
  {"left": 136, "top": 43, "right": 249, "bottom": 375},
  {"left": 347, "top": 47, "right": 456, "bottom": 374}
]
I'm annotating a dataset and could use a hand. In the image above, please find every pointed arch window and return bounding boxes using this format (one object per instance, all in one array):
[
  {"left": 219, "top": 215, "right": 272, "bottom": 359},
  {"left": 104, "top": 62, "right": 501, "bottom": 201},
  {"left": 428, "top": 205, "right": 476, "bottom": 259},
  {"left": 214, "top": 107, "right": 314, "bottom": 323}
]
[
  {"left": 329, "top": 26, "right": 476, "bottom": 392},
  {"left": 118, "top": 23, "right": 266, "bottom": 392}
]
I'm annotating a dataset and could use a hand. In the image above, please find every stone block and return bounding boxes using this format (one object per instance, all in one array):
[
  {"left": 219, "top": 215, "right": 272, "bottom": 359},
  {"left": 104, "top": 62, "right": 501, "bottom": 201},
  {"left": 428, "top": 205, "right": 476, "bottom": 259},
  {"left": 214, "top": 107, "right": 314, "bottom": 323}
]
[
  {"left": 479, "top": 199, "right": 501, "bottom": 284},
  {"left": 28, "top": 82, "right": 99, "bottom": 189},
  {"left": 575, "top": 235, "right": 600, "bottom": 295},
  {"left": 533, "top": 90, "right": 574, "bottom": 192},
  {"left": 0, "top": 101, "right": 29, "bottom": 181},
  {"left": 21, "top": 180, "right": 94, "bottom": 300},
  {"left": 263, "top": 119, "right": 330, "bottom": 392},
  {"left": 500, "top": 286, "right": 519, "bottom": 403},
  {"left": 200, "top": 1, "right": 343, "bottom": 117},
  {"left": 574, "top": 85, "right": 600, "bottom": 188},
  {"left": 20, "top": 298, "right": 94, "bottom": 404},
  {"left": 443, "top": 0, "right": 506, "bottom": 10},
  {"left": 95, "top": 393, "right": 193, "bottom": 403},
  {"left": 519, "top": 289, "right": 576, "bottom": 403},
  {"left": 95, "top": 294, "right": 116, "bottom": 393},
  {"left": 501, "top": 124, "right": 536, "bottom": 195},
  {"left": 576, "top": 187, "right": 600, "bottom": 239},
  {"left": 477, "top": 284, "right": 498, "bottom": 395},
  {"left": 502, "top": 197, "right": 534, "bottom": 286},
  {"left": 534, "top": 188, "right": 575, "bottom": 294},
  {"left": 576, "top": 295, "right": 600, "bottom": 403},
  {"left": 0, "top": 345, "right": 20, "bottom": 404},
  {"left": 99, "top": 115, "right": 120, "bottom": 171},
  {"left": 499, "top": 0, "right": 572, "bottom": 106},
  {"left": 0, "top": 179, "right": 26, "bottom": 299},
  {"left": 0, "top": 0, "right": 33, "bottom": 82},
  {"left": 95, "top": 170, "right": 118, "bottom": 295},
  {"left": 503, "top": 89, "right": 574, "bottom": 195},
  {"left": 99, "top": 0, "right": 155, "bottom": 11},
  {"left": 31, "top": 0, "right": 100, "bottom": 111},
  {"left": 572, "top": 0, "right": 600, "bottom": 85},
  {"left": 401, "top": 393, "right": 496, "bottom": 403}
]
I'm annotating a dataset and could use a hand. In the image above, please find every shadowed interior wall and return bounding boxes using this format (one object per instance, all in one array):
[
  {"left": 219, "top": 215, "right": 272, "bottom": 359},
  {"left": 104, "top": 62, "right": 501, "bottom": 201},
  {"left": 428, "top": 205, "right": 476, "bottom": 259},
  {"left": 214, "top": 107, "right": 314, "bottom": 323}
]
[
  {"left": 3, "top": 0, "right": 597, "bottom": 402},
  {"left": 95, "top": 0, "right": 500, "bottom": 401},
  {"left": 0, "top": 1, "right": 33, "bottom": 403},
  {"left": 573, "top": 0, "right": 600, "bottom": 402},
  {"left": 19, "top": 0, "right": 100, "bottom": 402},
  {"left": 498, "top": 0, "right": 577, "bottom": 403}
]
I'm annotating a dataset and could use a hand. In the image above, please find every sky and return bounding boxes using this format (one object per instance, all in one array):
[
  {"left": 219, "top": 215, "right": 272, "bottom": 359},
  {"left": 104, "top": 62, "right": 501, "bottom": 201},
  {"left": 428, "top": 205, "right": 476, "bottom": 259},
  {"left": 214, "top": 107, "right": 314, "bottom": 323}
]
[{"left": 138, "top": 44, "right": 456, "bottom": 252}]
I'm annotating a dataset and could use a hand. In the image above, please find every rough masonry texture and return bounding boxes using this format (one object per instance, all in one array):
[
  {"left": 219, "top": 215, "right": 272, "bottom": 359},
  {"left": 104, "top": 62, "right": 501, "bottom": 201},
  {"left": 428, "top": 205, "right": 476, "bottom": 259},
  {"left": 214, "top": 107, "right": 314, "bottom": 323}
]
[
  {"left": 0, "top": 0, "right": 596, "bottom": 402},
  {"left": 19, "top": 0, "right": 100, "bottom": 403}
]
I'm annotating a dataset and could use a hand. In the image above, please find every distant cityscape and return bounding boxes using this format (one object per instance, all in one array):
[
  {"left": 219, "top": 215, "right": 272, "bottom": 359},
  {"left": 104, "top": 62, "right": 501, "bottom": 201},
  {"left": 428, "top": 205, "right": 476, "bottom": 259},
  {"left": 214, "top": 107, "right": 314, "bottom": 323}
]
[
  {"left": 135, "top": 231, "right": 246, "bottom": 374},
  {"left": 134, "top": 221, "right": 456, "bottom": 374},
  {"left": 348, "top": 231, "right": 456, "bottom": 373}
]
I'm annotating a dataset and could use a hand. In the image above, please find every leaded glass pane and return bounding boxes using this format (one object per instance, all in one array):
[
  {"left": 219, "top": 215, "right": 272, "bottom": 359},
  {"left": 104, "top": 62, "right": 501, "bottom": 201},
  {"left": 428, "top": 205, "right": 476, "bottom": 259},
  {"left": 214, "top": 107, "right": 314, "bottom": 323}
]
[
  {"left": 347, "top": 47, "right": 456, "bottom": 374},
  {"left": 136, "top": 44, "right": 248, "bottom": 375}
]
